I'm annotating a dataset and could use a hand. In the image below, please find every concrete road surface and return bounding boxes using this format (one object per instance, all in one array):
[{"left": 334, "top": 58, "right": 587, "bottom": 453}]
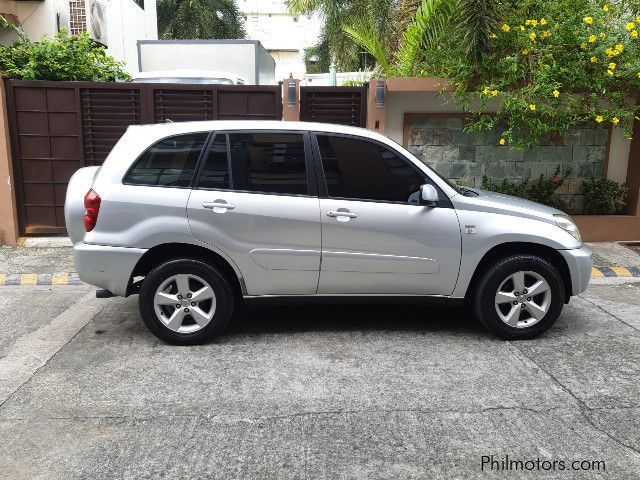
[{"left": 0, "top": 281, "right": 639, "bottom": 479}]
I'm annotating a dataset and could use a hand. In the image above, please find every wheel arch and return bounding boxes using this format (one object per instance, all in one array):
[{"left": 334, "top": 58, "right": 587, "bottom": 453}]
[
  {"left": 466, "top": 242, "right": 572, "bottom": 304},
  {"left": 128, "top": 243, "right": 245, "bottom": 298}
]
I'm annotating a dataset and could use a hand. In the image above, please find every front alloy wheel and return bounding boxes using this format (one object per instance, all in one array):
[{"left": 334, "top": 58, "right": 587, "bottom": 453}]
[
  {"left": 494, "top": 271, "right": 551, "bottom": 328},
  {"left": 473, "top": 255, "right": 565, "bottom": 340}
]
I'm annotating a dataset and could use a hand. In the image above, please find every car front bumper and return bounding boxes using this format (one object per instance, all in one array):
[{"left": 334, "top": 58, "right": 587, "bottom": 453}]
[
  {"left": 559, "top": 244, "right": 593, "bottom": 296},
  {"left": 73, "top": 242, "right": 147, "bottom": 296}
]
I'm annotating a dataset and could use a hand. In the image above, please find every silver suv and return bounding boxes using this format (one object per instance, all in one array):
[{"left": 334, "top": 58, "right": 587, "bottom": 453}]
[{"left": 65, "top": 121, "right": 592, "bottom": 344}]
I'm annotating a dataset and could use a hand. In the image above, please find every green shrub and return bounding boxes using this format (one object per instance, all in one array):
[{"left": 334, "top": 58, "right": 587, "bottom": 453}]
[
  {"left": 0, "top": 19, "right": 130, "bottom": 82},
  {"left": 481, "top": 164, "right": 569, "bottom": 210},
  {"left": 583, "top": 178, "right": 628, "bottom": 214}
]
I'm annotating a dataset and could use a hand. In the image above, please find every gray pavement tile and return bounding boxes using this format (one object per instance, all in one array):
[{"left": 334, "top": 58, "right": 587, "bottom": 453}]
[
  {"left": 0, "top": 289, "right": 82, "bottom": 358},
  {"left": 510, "top": 295, "right": 640, "bottom": 410},
  {"left": 0, "top": 298, "right": 574, "bottom": 421}
]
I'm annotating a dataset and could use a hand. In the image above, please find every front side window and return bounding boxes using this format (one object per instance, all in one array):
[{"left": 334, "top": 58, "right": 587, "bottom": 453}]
[
  {"left": 124, "top": 132, "right": 208, "bottom": 187},
  {"left": 227, "top": 132, "right": 308, "bottom": 195},
  {"left": 316, "top": 134, "right": 425, "bottom": 203}
]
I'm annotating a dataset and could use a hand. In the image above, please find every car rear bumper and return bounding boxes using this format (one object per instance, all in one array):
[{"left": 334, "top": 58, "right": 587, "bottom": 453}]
[
  {"left": 559, "top": 244, "right": 593, "bottom": 296},
  {"left": 73, "top": 242, "right": 147, "bottom": 296}
]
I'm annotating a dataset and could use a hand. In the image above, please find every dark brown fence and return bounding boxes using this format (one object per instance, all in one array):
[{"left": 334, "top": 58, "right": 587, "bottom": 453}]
[
  {"left": 299, "top": 86, "right": 367, "bottom": 127},
  {"left": 5, "top": 79, "right": 282, "bottom": 235}
]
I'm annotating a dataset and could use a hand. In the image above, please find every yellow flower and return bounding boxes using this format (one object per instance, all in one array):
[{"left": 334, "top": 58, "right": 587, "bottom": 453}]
[
  {"left": 541, "top": 31, "right": 550, "bottom": 39},
  {"left": 637, "top": 16, "right": 640, "bottom": 22},
  {"left": 591, "top": 56, "right": 599, "bottom": 63},
  {"left": 491, "top": 90, "right": 498, "bottom": 97},
  {"left": 499, "top": 138, "right": 507, "bottom": 145},
  {"left": 489, "top": 33, "right": 497, "bottom": 39},
  {"left": 525, "top": 19, "right": 531, "bottom": 26},
  {"left": 603, "top": 4, "right": 609, "bottom": 12},
  {"left": 502, "top": 23, "right": 511, "bottom": 32},
  {"left": 632, "top": 30, "right": 639, "bottom": 38},
  {"left": 553, "top": 90, "right": 560, "bottom": 98},
  {"left": 607, "top": 69, "right": 614, "bottom": 76},
  {"left": 588, "top": 34, "right": 598, "bottom": 42},
  {"left": 529, "top": 104, "right": 536, "bottom": 111},
  {"left": 519, "top": 25, "right": 526, "bottom": 31},
  {"left": 605, "top": 47, "right": 615, "bottom": 56},
  {"left": 612, "top": 117, "right": 620, "bottom": 125},
  {"left": 638, "top": 72, "right": 640, "bottom": 78},
  {"left": 599, "top": 32, "right": 606, "bottom": 38},
  {"left": 609, "top": 62, "right": 617, "bottom": 69},
  {"left": 530, "top": 19, "right": 538, "bottom": 27},
  {"left": 540, "top": 18, "right": 548, "bottom": 25},
  {"left": 626, "top": 22, "right": 636, "bottom": 31},
  {"left": 482, "top": 87, "right": 491, "bottom": 95},
  {"left": 615, "top": 43, "right": 624, "bottom": 52},
  {"left": 584, "top": 16, "right": 594, "bottom": 24},
  {"left": 529, "top": 32, "right": 537, "bottom": 41},
  {"left": 581, "top": 42, "right": 588, "bottom": 49},
  {"left": 522, "top": 49, "right": 530, "bottom": 55},
  {"left": 596, "top": 115, "right": 604, "bottom": 123}
]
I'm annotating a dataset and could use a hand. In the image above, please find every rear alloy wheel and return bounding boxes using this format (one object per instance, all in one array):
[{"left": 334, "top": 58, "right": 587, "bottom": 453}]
[
  {"left": 474, "top": 255, "right": 565, "bottom": 339},
  {"left": 139, "top": 259, "right": 233, "bottom": 344}
]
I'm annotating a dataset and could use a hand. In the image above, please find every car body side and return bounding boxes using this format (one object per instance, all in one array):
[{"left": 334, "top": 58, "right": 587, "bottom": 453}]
[{"left": 65, "top": 120, "right": 591, "bottom": 301}]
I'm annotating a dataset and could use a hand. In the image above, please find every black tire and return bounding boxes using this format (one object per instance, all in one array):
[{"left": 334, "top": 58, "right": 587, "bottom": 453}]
[
  {"left": 139, "top": 258, "right": 234, "bottom": 345},
  {"left": 472, "top": 255, "right": 565, "bottom": 340}
]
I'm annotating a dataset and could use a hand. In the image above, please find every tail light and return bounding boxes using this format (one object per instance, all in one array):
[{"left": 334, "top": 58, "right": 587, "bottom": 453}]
[{"left": 84, "top": 189, "right": 101, "bottom": 232}]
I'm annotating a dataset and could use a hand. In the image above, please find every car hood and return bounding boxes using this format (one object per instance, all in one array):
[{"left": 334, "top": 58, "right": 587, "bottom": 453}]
[{"left": 451, "top": 188, "right": 565, "bottom": 222}]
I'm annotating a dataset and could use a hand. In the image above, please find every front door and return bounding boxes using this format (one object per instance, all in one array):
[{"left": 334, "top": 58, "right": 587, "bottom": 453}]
[
  {"left": 188, "top": 131, "right": 321, "bottom": 296},
  {"left": 314, "top": 133, "right": 462, "bottom": 295}
]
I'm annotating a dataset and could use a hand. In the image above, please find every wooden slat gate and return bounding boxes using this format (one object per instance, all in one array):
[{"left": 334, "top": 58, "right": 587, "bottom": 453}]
[
  {"left": 5, "top": 79, "right": 282, "bottom": 235},
  {"left": 299, "top": 86, "right": 367, "bottom": 127}
]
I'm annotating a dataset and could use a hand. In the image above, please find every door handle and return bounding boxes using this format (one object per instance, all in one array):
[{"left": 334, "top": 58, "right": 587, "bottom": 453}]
[
  {"left": 202, "top": 201, "right": 235, "bottom": 210},
  {"left": 327, "top": 210, "right": 357, "bottom": 218}
]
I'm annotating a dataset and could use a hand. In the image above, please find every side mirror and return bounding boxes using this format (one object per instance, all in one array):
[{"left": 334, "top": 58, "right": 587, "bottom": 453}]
[{"left": 420, "top": 184, "right": 439, "bottom": 206}]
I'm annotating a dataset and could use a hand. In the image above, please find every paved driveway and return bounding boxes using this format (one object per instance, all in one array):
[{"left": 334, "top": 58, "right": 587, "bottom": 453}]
[{"left": 1, "top": 282, "right": 639, "bottom": 479}]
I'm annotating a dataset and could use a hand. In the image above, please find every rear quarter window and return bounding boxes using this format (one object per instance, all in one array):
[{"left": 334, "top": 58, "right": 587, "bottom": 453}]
[{"left": 124, "top": 132, "right": 208, "bottom": 187}]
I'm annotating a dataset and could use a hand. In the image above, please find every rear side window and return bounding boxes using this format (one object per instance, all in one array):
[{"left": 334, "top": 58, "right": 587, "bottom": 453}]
[
  {"left": 196, "top": 132, "right": 309, "bottom": 195},
  {"left": 317, "top": 134, "right": 425, "bottom": 203},
  {"left": 124, "top": 133, "right": 208, "bottom": 187},
  {"left": 230, "top": 132, "right": 308, "bottom": 195}
]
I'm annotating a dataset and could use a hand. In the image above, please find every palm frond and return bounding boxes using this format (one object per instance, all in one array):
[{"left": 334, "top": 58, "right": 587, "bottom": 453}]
[
  {"left": 343, "top": 23, "right": 392, "bottom": 74},
  {"left": 395, "top": 0, "right": 455, "bottom": 76},
  {"left": 456, "top": 0, "right": 501, "bottom": 64}
]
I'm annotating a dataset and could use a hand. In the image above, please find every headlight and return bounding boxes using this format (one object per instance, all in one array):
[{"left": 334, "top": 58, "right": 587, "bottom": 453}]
[{"left": 554, "top": 214, "right": 582, "bottom": 243}]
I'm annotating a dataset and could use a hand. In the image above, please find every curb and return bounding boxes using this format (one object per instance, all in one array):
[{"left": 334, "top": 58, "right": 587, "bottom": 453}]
[
  {"left": 0, "top": 273, "right": 85, "bottom": 286},
  {"left": 591, "top": 266, "right": 640, "bottom": 278}
]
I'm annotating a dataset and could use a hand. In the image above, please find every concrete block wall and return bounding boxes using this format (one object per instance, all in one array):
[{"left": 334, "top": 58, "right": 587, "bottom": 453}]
[{"left": 407, "top": 117, "right": 609, "bottom": 213}]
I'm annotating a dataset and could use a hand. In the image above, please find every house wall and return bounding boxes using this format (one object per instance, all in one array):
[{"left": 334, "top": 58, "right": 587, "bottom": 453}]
[
  {"left": 138, "top": 40, "right": 270, "bottom": 84},
  {"left": 239, "top": 0, "right": 322, "bottom": 78},
  {"left": 0, "top": 0, "right": 68, "bottom": 45},
  {"left": 103, "top": 0, "right": 157, "bottom": 74}
]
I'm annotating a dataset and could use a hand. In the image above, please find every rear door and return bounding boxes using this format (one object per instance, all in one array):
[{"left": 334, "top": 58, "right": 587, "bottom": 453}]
[
  {"left": 188, "top": 131, "right": 321, "bottom": 296},
  {"left": 313, "top": 133, "right": 462, "bottom": 295}
]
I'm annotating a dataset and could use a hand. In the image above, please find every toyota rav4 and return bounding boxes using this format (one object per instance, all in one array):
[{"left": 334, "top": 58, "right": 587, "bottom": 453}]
[{"left": 64, "top": 121, "right": 592, "bottom": 344}]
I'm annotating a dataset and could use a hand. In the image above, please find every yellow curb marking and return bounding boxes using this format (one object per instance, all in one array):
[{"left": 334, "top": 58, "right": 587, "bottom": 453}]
[
  {"left": 21, "top": 273, "right": 38, "bottom": 285},
  {"left": 591, "top": 267, "right": 604, "bottom": 278},
  {"left": 610, "top": 266, "right": 632, "bottom": 277},
  {"left": 52, "top": 273, "right": 69, "bottom": 285},
  {"left": 0, "top": 274, "right": 5, "bottom": 286}
]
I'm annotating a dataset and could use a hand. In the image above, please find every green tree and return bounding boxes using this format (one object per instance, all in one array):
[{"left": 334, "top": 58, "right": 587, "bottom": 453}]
[
  {"left": 0, "top": 21, "right": 130, "bottom": 81},
  {"left": 158, "top": 0, "right": 246, "bottom": 39},
  {"left": 288, "top": 0, "right": 398, "bottom": 71}
]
